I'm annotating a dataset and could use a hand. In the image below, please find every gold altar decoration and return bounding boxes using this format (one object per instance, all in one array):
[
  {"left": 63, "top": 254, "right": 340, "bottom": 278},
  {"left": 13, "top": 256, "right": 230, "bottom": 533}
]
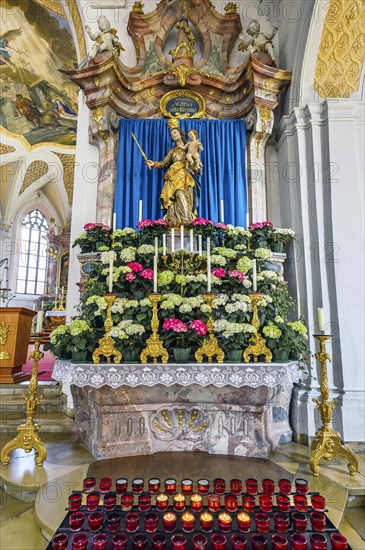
[
  {"left": 195, "top": 293, "right": 224, "bottom": 364},
  {"left": 161, "top": 250, "right": 206, "bottom": 277},
  {"left": 243, "top": 292, "right": 272, "bottom": 363},
  {"left": 1, "top": 338, "right": 47, "bottom": 466},
  {"left": 160, "top": 90, "right": 206, "bottom": 119},
  {"left": 93, "top": 294, "right": 122, "bottom": 364},
  {"left": 310, "top": 334, "right": 358, "bottom": 477},
  {"left": 140, "top": 293, "right": 169, "bottom": 364}
]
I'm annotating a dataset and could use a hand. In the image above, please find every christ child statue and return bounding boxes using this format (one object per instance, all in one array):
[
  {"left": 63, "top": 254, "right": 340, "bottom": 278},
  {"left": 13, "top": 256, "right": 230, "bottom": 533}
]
[{"left": 184, "top": 129, "right": 203, "bottom": 172}]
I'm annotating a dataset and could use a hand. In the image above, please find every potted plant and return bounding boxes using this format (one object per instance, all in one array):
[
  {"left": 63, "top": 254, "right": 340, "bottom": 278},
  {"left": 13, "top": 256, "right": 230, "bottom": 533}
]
[
  {"left": 73, "top": 223, "right": 112, "bottom": 253},
  {"left": 162, "top": 318, "right": 207, "bottom": 362},
  {"left": 224, "top": 225, "right": 251, "bottom": 250},
  {"left": 214, "top": 319, "right": 257, "bottom": 362},
  {"left": 262, "top": 316, "right": 308, "bottom": 362},
  {"left": 249, "top": 221, "right": 274, "bottom": 249},
  {"left": 267, "top": 227, "right": 295, "bottom": 253},
  {"left": 109, "top": 320, "right": 146, "bottom": 362},
  {"left": 69, "top": 319, "right": 95, "bottom": 362},
  {"left": 44, "top": 324, "right": 72, "bottom": 359}
]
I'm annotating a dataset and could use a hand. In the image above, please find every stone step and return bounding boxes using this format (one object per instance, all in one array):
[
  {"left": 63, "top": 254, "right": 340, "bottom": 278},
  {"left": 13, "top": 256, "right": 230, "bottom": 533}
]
[
  {"left": 0, "top": 382, "right": 59, "bottom": 396},
  {"left": 0, "top": 410, "right": 74, "bottom": 433}
]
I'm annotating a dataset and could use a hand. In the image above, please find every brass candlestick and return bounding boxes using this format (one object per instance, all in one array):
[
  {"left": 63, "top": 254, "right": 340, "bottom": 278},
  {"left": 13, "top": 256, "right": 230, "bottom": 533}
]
[
  {"left": 161, "top": 250, "right": 206, "bottom": 276},
  {"left": 195, "top": 292, "right": 224, "bottom": 363},
  {"left": 310, "top": 334, "right": 358, "bottom": 476},
  {"left": 243, "top": 292, "right": 272, "bottom": 363},
  {"left": 1, "top": 337, "right": 47, "bottom": 466},
  {"left": 140, "top": 293, "right": 169, "bottom": 364},
  {"left": 93, "top": 294, "right": 122, "bottom": 364}
]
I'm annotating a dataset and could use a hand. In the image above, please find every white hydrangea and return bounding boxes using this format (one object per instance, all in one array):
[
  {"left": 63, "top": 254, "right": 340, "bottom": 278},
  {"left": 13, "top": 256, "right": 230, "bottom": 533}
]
[
  {"left": 200, "top": 304, "right": 212, "bottom": 313},
  {"left": 187, "top": 273, "right": 207, "bottom": 283},
  {"left": 137, "top": 244, "right": 156, "bottom": 255},
  {"left": 210, "top": 254, "right": 227, "bottom": 266},
  {"left": 254, "top": 248, "right": 272, "bottom": 259},
  {"left": 100, "top": 250, "right": 116, "bottom": 264},
  {"left": 257, "top": 294, "right": 273, "bottom": 307},
  {"left": 139, "top": 298, "right": 152, "bottom": 307},
  {"left": 179, "top": 304, "right": 193, "bottom": 313},
  {"left": 212, "top": 294, "right": 229, "bottom": 307},
  {"left": 120, "top": 247, "right": 136, "bottom": 263},
  {"left": 214, "top": 247, "right": 237, "bottom": 259},
  {"left": 257, "top": 270, "right": 279, "bottom": 281},
  {"left": 161, "top": 293, "right": 183, "bottom": 306},
  {"left": 274, "top": 228, "right": 295, "bottom": 237}
]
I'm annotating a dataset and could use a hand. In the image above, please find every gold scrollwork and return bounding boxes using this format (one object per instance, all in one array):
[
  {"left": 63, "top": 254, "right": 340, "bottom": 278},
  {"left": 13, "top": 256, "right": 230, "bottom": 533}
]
[
  {"left": 0, "top": 322, "right": 10, "bottom": 345},
  {"left": 160, "top": 90, "right": 206, "bottom": 119}
]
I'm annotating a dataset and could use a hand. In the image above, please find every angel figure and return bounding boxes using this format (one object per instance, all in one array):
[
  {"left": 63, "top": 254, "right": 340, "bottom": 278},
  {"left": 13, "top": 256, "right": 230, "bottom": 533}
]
[
  {"left": 0, "top": 28, "right": 21, "bottom": 72},
  {"left": 238, "top": 19, "right": 278, "bottom": 64},
  {"left": 85, "top": 15, "right": 124, "bottom": 61}
]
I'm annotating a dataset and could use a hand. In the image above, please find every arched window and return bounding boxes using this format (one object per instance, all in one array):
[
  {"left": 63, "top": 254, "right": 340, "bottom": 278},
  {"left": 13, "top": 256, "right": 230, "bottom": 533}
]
[{"left": 16, "top": 210, "right": 48, "bottom": 295}]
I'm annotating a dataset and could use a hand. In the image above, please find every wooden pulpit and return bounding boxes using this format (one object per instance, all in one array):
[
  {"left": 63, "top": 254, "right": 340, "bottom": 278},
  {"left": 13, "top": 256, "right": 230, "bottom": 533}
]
[{"left": 0, "top": 308, "right": 36, "bottom": 383}]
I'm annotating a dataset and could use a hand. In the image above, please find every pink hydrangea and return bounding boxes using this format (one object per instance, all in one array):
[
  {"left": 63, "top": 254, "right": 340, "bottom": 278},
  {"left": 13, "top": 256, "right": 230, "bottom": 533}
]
[
  {"left": 189, "top": 320, "right": 207, "bottom": 335},
  {"left": 215, "top": 223, "right": 228, "bottom": 230},
  {"left": 212, "top": 268, "right": 226, "bottom": 279},
  {"left": 126, "top": 273, "right": 136, "bottom": 282},
  {"left": 84, "top": 222, "right": 108, "bottom": 231},
  {"left": 128, "top": 262, "right": 143, "bottom": 273},
  {"left": 163, "top": 319, "right": 188, "bottom": 332},
  {"left": 137, "top": 219, "right": 153, "bottom": 229},
  {"left": 229, "top": 270, "right": 245, "bottom": 282},
  {"left": 250, "top": 221, "right": 273, "bottom": 229},
  {"left": 140, "top": 269, "right": 154, "bottom": 280},
  {"left": 191, "top": 217, "right": 213, "bottom": 226},
  {"left": 153, "top": 218, "right": 168, "bottom": 226}
]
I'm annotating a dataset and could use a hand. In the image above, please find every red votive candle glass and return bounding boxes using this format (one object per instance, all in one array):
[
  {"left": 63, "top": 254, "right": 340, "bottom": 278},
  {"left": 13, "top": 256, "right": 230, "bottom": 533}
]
[
  {"left": 224, "top": 493, "right": 238, "bottom": 512},
  {"left": 242, "top": 494, "right": 256, "bottom": 512},
  {"left": 144, "top": 512, "right": 159, "bottom": 533},
  {"left": 277, "top": 494, "right": 291, "bottom": 512},
  {"left": 151, "top": 533, "right": 167, "bottom": 550},
  {"left": 230, "top": 478, "right": 243, "bottom": 495},
  {"left": 88, "top": 511, "right": 103, "bottom": 532},
  {"left": 121, "top": 493, "right": 134, "bottom": 511},
  {"left": 138, "top": 492, "right": 151, "bottom": 512},
  {"left": 252, "top": 534, "right": 268, "bottom": 550},
  {"left": 52, "top": 533, "right": 69, "bottom": 550},
  {"left": 246, "top": 478, "right": 258, "bottom": 495},
  {"left": 192, "top": 534, "right": 208, "bottom": 549},
  {"left": 207, "top": 493, "right": 220, "bottom": 512},
  {"left": 199, "top": 511, "right": 214, "bottom": 532},
  {"left": 171, "top": 534, "right": 187, "bottom": 550},
  {"left": 115, "top": 478, "right": 128, "bottom": 494},
  {"left": 181, "top": 478, "right": 193, "bottom": 494},
  {"left": 295, "top": 479, "right": 309, "bottom": 495},
  {"left": 231, "top": 533, "right": 248, "bottom": 550},
  {"left": 162, "top": 511, "right": 176, "bottom": 533},
  {"left": 262, "top": 478, "right": 275, "bottom": 495},
  {"left": 86, "top": 492, "right": 100, "bottom": 511},
  {"left": 164, "top": 478, "right": 177, "bottom": 495},
  {"left": 214, "top": 478, "right": 226, "bottom": 495},
  {"left": 278, "top": 479, "right": 292, "bottom": 495},
  {"left": 132, "top": 533, "right": 148, "bottom": 549},
  {"left": 83, "top": 477, "right": 96, "bottom": 493},
  {"left": 92, "top": 533, "right": 108, "bottom": 550},
  {"left": 310, "top": 511, "right": 327, "bottom": 532},
  {"left": 291, "top": 533, "right": 308, "bottom": 550},
  {"left": 125, "top": 511, "right": 140, "bottom": 532},
  {"left": 181, "top": 511, "right": 195, "bottom": 532},
  {"left": 99, "top": 477, "right": 112, "bottom": 493},
  {"left": 148, "top": 478, "right": 161, "bottom": 494},
  {"left": 259, "top": 494, "right": 273, "bottom": 512},
  {"left": 274, "top": 512, "right": 289, "bottom": 533},
  {"left": 156, "top": 493, "right": 169, "bottom": 511},
  {"left": 112, "top": 533, "right": 128, "bottom": 550},
  {"left": 237, "top": 512, "right": 251, "bottom": 532},
  {"left": 197, "top": 478, "right": 209, "bottom": 494},
  {"left": 68, "top": 493, "right": 82, "bottom": 511},
  {"left": 190, "top": 493, "right": 203, "bottom": 512},
  {"left": 218, "top": 512, "right": 232, "bottom": 532},
  {"left": 211, "top": 533, "right": 227, "bottom": 550},
  {"left": 294, "top": 494, "right": 308, "bottom": 512},
  {"left": 311, "top": 495, "right": 326, "bottom": 511},
  {"left": 132, "top": 478, "right": 144, "bottom": 494},
  {"left": 173, "top": 492, "right": 186, "bottom": 512},
  {"left": 104, "top": 492, "right": 117, "bottom": 511},
  {"left": 292, "top": 512, "right": 308, "bottom": 532},
  {"left": 106, "top": 512, "right": 121, "bottom": 532},
  {"left": 71, "top": 533, "right": 88, "bottom": 550},
  {"left": 309, "top": 533, "right": 327, "bottom": 550},
  {"left": 255, "top": 512, "right": 270, "bottom": 533},
  {"left": 271, "top": 534, "right": 289, "bottom": 550},
  {"left": 69, "top": 511, "right": 85, "bottom": 532},
  {"left": 330, "top": 533, "right": 348, "bottom": 549}
]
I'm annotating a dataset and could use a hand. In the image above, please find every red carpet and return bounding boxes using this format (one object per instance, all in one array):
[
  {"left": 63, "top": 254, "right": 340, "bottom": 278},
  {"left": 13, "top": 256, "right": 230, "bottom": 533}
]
[{"left": 22, "top": 344, "right": 56, "bottom": 381}]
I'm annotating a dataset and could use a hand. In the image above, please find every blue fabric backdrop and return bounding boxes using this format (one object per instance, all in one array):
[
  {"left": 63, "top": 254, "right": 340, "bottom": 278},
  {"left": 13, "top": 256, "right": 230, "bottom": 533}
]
[{"left": 114, "top": 119, "right": 247, "bottom": 229}]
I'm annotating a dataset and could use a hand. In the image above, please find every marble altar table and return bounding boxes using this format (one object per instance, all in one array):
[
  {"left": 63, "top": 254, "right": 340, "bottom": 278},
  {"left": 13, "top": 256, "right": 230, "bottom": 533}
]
[{"left": 52, "top": 360, "right": 303, "bottom": 460}]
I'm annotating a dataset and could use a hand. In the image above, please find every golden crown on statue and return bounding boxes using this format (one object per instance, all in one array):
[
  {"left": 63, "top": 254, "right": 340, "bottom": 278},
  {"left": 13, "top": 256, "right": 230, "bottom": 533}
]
[{"left": 167, "top": 117, "right": 179, "bottom": 130}]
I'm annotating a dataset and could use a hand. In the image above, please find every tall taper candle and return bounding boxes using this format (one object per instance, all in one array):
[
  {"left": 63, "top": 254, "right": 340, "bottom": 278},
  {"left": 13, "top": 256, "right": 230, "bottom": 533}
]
[
  {"left": 154, "top": 237, "right": 159, "bottom": 257},
  {"left": 189, "top": 229, "right": 194, "bottom": 253},
  {"left": 207, "top": 237, "right": 211, "bottom": 292},
  {"left": 317, "top": 307, "right": 324, "bottom": 332},
  {"left": 171, "top": 228, "right": 175, "bottom": 253},
  {"left": 36, "top": 310, "right": 44, "bottom": 334},
  {"left": 138, "top": 200, "right": 143, "bottom": 222},
  {"left": 252, "top": 259, "right": 257, "bottom": 292},
  {"left": 108, "top": 258, "right": 114, "bottom": 293},
  {"left": 162, "top": 233, "right": 167, "bottom": 256},
  {"left": 153, "top": 256, "right": 158, "bottom": 293},
  {"left": 112, "top": 212, "right": 116, "bottom": 232},
  {"left": 220, "top": 199, "right": 224, "bottom": 223},
  {"left": 180, "top": 225, "right": 184, "bottom": 251}
]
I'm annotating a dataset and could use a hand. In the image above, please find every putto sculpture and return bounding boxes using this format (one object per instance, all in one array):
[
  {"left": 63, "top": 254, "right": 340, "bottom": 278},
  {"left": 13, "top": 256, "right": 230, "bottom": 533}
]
[
  {"left": 239, "top": 19, "right": 278, "bottom": 65},
  {"left": 85, "top": 15, "right": 124, "bottom": 61}
]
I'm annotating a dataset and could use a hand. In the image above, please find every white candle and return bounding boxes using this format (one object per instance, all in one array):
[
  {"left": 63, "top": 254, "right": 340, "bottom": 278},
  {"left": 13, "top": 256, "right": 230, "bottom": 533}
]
[
  {"left": 36, "top": 311, "right": 44, "bottom": 334},
  {"left": 41, "top": 301, "right": 44, "bottom": 309},
  {"left": 318, "top": 307, "right": 325, "bottom": 332},
  {"left": 189, "top": 229, "right": 194, "bottom": 253},
  {"left": 198, "top": 234, "right": 202, "bottom": 256},
  {"left": 220, "top": 199, "right": 224, "bottom": 223},
  {"left": 207, "top": 237, "right": 211, "bottom": 292},
  {"left": 108, "top": 258, "right": 114, "bottom": 293},
  {"left": 61, "top": 286, "right": 64, "bottom": 296},
  {"left": 153, "top": 256, "right": 158, "bottom": 293},
  {"left": 180, "top": 225, "right": 184, "bottom": 251},
  {"left": 154, "top": 236, "right": 159, "bottom": 257},
  {"left": 252, "top": 259, "right": 257, "bottom": 292},
  {"left": 246, "top": 212, "right": 250, "bottom": 228},
  {"left": 162, "top": 233, "right": 167, "bottom": 256},
  {"left": 171, "top": 228, "right": 175, "bottom": 253},
  {"left": 112, "top": 212, "right": 116, "bottom": 231},
  {"left": 138, "top": 200, "right": 143, "bottom": 222}
]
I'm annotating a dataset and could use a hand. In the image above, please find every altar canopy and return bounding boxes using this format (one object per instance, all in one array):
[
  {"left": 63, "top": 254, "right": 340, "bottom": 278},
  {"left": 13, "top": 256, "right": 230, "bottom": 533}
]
[{"left": 115, "top": 119, "right": 247, "bottom": 228}]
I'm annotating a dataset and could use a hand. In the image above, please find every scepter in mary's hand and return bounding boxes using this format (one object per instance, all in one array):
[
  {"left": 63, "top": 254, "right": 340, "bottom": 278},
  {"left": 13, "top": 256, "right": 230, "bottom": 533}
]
[{"left": 131, "top": 132, "right": 151, "bottom": 169}]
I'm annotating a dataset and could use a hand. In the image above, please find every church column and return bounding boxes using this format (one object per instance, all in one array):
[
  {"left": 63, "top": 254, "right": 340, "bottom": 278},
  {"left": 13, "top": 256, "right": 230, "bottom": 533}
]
[{"left": 89, "top": 105, "right": 120, "bottom": 227}]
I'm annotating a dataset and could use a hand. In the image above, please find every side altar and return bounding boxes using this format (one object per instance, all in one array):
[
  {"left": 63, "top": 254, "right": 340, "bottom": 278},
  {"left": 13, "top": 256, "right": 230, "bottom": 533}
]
[{"left": 52, "top": 360, "right": 303, "bottom": 460}]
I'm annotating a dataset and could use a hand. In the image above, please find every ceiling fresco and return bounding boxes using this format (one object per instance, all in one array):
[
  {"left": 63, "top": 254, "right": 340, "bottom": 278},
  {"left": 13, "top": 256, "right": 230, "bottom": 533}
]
[{"left": 0, "top": 0, "right": 79, "bottom": 146}]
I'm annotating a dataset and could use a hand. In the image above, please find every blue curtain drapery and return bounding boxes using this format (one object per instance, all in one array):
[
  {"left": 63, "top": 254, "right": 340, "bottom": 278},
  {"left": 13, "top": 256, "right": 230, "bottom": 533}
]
[{"left": 114, "top": 118, "right": 247, "bottom": 229}]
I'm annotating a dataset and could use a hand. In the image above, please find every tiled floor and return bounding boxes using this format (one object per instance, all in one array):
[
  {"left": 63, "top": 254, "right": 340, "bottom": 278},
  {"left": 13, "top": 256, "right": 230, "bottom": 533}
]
[{"left": 0, "top": 434, "right": 364, "bottom": 549}]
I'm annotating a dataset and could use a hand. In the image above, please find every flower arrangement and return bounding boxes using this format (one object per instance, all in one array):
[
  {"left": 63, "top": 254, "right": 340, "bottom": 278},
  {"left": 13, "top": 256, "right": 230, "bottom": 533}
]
[
  {"left": 162, "top": 318, "right": 207, "bottom": 350},
  {"left": 262, "top": 316, "right": 308, "bottom": 361},
  {"left": 73, "top": 223, "right": 111, "bottom": 253},
  {"left": 214, "top": 320, "right": 256, "bottom": 351},
  {"left": 249, "top": 221, "right": 273, "bottom": 249}
]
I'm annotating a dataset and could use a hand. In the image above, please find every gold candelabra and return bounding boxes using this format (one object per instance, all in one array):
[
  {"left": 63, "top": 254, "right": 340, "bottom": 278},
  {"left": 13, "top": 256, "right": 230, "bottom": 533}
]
[
  {"left": 310, "top": 334, "right": 358, "bottom": 477},
  {"left": 92, "top": 294, "right": 122, "bottom": 364},
  {"left": 1, "top": 337, "right": 47, "bottom": 466},
  {"left": 140, "top": 293, "right": 169, "bottom": 364},
  {"left": 243, "top": 292, "right": 272, "bottom": 363},
  {"left": 161, "top": 250, "right": 206, "bottom": 277},
  {"left": 195, "top": 292, "right": 224, "bottom": 363}
]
